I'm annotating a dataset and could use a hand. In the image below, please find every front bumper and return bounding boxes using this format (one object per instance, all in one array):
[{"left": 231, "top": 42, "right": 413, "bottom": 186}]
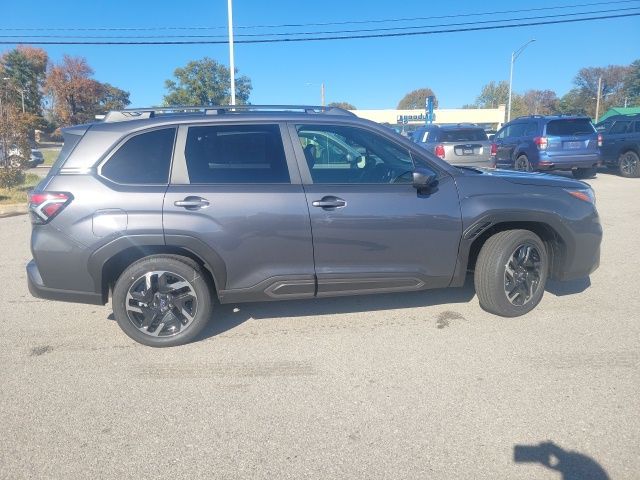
[{"left": 27, "top": 259, "right": 105, "bottom": 305}]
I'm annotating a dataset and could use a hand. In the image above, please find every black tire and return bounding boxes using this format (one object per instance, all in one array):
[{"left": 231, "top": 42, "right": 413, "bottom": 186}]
[
  {"left": 474, "top": 230, "right": 548, "bottom": 317},
  {"left": 572, "top": 167, "right": 597, "bottom": 179},
  {"left": 514, "top": 154, "right": 532, "bottom": 172},
  {"left": 618, "top": 151, "right": 640, "bottom": 178},
  {"left": 112, "top": 255, "right": 213, "bottom": 347}
]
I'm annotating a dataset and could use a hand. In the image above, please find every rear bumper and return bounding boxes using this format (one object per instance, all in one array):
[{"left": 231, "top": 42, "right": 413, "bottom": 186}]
[
  {"left": 27, "top": 259, "right": 105, "bottom": 305},
  {"left": 537, "top": 152, "right": 601, "bottom": 170}
]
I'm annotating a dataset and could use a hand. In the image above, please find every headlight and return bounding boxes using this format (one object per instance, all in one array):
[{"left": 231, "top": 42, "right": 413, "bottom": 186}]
[{"left": 565, "top": 188, "right": 596, "bottom": 204}]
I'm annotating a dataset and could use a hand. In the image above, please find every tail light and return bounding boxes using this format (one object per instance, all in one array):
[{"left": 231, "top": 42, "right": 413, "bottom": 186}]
[
  {"left": 490, "top": 143, "right": 497, "bottom": 156},
  {"left": 534, "top": 136, "right": 548, "bottom": 150},
  {"left": 597, "top": 133, "right": 603, "bottom": 147},
  {"left": 28, "top": 191, "right": 73, "bottom": 224},
  {"left": 434, "top": 144, "right": 445, "bottom": 159}
]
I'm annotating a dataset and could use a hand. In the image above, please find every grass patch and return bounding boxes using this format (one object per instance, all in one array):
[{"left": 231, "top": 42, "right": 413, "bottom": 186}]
[
  {"left": 41, "top": 148, "right": 60, "bottom": 166},
  {"left": 0, "top": 173, "right": 41, "bottom": 205}
]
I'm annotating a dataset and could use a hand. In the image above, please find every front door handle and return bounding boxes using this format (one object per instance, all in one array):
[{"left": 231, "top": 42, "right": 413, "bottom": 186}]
[
  {"left": 174, "top": 196, "right": 210, "bottom": 210},
  {"left": 312, "top": 196, "right": 347, "bottom": 209}
]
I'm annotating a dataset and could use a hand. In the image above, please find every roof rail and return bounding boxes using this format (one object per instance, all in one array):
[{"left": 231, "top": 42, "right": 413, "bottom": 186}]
[{"left": 101, "top": 105, "right": 355, "bottom": 122}]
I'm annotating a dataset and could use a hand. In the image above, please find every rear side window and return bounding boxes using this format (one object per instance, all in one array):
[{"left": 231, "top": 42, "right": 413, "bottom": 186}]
[
  {"left": 439, "top": 129, "right": 487, "bottom": 142},
  {"left": 609, "top": 121, "right": 631, "bottom": 134},
  {"left": 102, "top": 128, "right": 175, "bottom": 184},
  {"left": 507, "top": 123, "right": 526, "bottom": 138},
  {"left": 184, "top": 124, "right": 289, "bottom": 184},
  {"left": 524, "top": 123, "right": 538, "bottom": 136},
  {"left": 546, "top": 119, "right": 595, "bottom": 136}
]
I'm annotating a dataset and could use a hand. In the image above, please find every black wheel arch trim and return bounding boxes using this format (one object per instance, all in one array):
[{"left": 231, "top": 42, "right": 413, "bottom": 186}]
[
  {"left": 87, "top": 233, "right": 228, "bottom": 301},
  {"left": 450, "top": 210, "right": 574, "bottom": 287}
]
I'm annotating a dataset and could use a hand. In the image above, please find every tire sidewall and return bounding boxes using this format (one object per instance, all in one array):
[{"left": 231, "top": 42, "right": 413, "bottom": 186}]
[
  {"left": 112, "top": 257, "right": 212, "bottom": 347},
  {"left": 478, "top": 231, "right": 549, "bottom": 317},
  {"left": 619, "top": 151, "right": 640, "bottom": 178},
  {"left": 515, "top": 155, "right": 531, "bottom": 172}
]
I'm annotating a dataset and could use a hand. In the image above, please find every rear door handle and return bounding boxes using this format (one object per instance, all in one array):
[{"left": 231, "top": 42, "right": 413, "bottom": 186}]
[
  {"left": 312, "top": 196, "right": 347, "bottom": 209},
  {"left": 174, "top": 196, "right": 210, "bottom": 210}
]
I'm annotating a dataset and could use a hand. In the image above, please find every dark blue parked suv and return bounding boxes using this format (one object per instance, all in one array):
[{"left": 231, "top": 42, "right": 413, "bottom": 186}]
[{"left": 492, "top": 115, "right": 601, "bottom": 179}]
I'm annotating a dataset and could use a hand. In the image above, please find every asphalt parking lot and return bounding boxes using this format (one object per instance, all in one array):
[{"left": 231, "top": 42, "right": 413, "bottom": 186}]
[{"left": 0, "top": 172, "right": 638, "bottom": 479}]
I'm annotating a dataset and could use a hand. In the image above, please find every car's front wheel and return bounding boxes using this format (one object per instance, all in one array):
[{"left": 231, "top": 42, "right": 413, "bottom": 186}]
[
  {"left": 474, "top": 230, "right": 548, "bottom": 317},
  {"left": 112, "top": 255, "right": 213, "bottom": 347},
  {"left": 619, "top": 151, "right": 640, "bottom": 178}
]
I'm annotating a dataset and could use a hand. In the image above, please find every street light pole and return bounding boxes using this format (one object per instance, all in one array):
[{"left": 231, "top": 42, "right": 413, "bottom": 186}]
[
  {"left": 507, "top": 39, "right": 536, "bottom": 122},
  {"left": 321, "top": 82, "right": 325, "bottom": 107},
  {"left": 227, "top": 0, "right": 236, "bottom": 106}
]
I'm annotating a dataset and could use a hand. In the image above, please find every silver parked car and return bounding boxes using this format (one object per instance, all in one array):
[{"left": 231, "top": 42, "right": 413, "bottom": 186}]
[{"left": 411, "top": 124, "right": 494, "bottom": 168}]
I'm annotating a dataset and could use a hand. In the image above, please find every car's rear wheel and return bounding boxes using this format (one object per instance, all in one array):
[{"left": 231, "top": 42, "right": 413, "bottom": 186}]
[
  {"left": 112, "top": 255, "right": 213, "bottom": 347},
  {"left": 619, "top": 151, "right": 640, "bottom": 178},
  {"left": 514, "top": 155, "right": 532, "bottom": 172},
  {"left": 474, "top": 230, "right": 548, "bottom": 317},
  {"left": 573, "top": 167, "right": 597, "bottom": 179}
]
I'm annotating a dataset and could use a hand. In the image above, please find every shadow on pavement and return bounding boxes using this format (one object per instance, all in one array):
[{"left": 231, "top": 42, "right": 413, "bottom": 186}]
[
  {"left": 514, "top": 441, "right": 609, "bottom": 480},
  {"left": 196, "top": 277, "right": 477, "bottom": 340},
  {"left": 546, "top": 277, "right": 591, "bottom": 296}
]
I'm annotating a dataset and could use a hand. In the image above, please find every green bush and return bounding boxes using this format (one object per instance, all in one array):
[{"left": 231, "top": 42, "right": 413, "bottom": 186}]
[{"left": 0, "top": 167, "right": 26, "bottom": 189}]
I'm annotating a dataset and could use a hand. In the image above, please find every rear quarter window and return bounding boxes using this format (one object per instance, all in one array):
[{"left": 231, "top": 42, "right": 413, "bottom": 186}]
[
  {"left": 609, "top": 121, "right": 631, "bottom": 134},
  {"left": 101, "top": 128, "right": 176, "bottom": 184},
  {"left": 546, "top": 119, "right": 595, "bottom": 136}
]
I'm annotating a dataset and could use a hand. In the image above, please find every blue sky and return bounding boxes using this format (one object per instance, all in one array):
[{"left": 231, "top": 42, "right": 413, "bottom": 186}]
[{"left": 2, "top": 0, "right": 639, "bottom": 109}]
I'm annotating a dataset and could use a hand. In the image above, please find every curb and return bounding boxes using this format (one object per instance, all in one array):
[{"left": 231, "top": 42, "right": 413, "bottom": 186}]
[{"left": 0, "top": 204, "right": 27, "bottom": 218}]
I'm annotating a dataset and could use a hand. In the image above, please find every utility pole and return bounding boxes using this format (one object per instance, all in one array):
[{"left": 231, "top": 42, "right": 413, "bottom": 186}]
[
  {"left": 595, "top": 76, "right": 602, "bottom": 123},
  {"left": 507, "top": 39, "right": 536, "bottom": 122},
  {"left": 227, "top": 0, "right": 236, "bottom": 106}
]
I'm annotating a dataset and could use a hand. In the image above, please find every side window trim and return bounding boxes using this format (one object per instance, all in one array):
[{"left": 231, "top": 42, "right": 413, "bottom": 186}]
[
  {"left": 170, "top": 122, "right": 300, "bottom": 185},
  {"left": 97, "top": 126, "right": 177, "bottom": 186}
]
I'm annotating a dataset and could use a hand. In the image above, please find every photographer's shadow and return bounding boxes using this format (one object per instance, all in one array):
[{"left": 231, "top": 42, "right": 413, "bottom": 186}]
[{"left": 514, "top": 441, "right": 609, "bottom": 480}]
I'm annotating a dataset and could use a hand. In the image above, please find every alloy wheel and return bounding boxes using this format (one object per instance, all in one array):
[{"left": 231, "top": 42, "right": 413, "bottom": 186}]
[
  {"left": 125, "top": 271, "right": 198, "bottom": 337},
  {"left": 503, "top": 243, "right": 543, "bottom": 306},
  {"left": 620, "top": 152, "right": 639, "bottom": 177}
]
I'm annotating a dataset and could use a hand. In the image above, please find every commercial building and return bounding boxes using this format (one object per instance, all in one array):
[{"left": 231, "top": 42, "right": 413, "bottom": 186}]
[{"left": 351, "top": 105, "right": 506, "bottom": 131}]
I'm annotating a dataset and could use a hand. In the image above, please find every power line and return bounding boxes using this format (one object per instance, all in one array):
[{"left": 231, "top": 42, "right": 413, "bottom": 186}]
[
  {"left": 1, "top": 7, "right": 637, "bottom": 39},
  {"left": 0, "top": 12, "right": 637, "bottom": 45},
  {"left": 0, "top": 0, "right": 637, "bottom": 32}
]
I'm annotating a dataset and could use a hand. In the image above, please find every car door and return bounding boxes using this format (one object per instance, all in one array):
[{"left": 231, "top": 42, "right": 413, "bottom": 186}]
[
  {"left": 163, "top": 122, "right": 316, "bottom": 303},
  {"left": 494, "top": 125, "right": 515, "bottom": 166},
  {"left": 601, "top": 120, "right": 632, "bottom": 162},
  {"left": 288, "top": 122, "right": 462, "bottom": 296}
]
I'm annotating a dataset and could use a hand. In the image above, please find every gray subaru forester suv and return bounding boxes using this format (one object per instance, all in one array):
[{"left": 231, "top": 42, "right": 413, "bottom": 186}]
[{"left": 27, "top": 106, "right": 602, "bottom": 347}]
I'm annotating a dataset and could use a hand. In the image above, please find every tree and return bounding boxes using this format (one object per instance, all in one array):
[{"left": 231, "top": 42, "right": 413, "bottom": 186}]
[
  {"left": 574, "top": 64, "right": 630, "bottom": 111},
  {"left": 0, "top": 46, "right": 48, "bottom": 116},
  {"left": 520, "top": 89, "right": 559, "bottom": 115},
  {"left": 397, "top": 88, "right": 437, "bottom": 109},
  {"left": 557, "top": 88, "right": 591, "bottom": 116},
  {"left": 475, "top": 81, "right": 509, "bottom": 108},
  {"left": 624, "top": 59, "right": 640, "bottom": 105},
  {"left": 327, "top": 101, "right": 356, "bottom": 110},
  {"left": 45, "top": 55, "right": 130, "bottom": 126},
  {"left": 163, "top": 57, "right": 251, "bottom": 106}
]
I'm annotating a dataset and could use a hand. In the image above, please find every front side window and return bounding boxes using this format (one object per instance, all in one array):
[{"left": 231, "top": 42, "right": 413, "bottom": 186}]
[
  {"left": 184, "top": 124, "right": 289, "bottom": 184},
  {"left": 297, "top": 125, "right": 413, "bottom": 184},
  {"left": 102, "top": 128, "right": 175, "bottom": 184}
]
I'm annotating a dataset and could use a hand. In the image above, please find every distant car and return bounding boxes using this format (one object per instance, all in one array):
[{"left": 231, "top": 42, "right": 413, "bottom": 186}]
[
  {"left": 597, "top": 114, "right": 640, "bottom": 178},
  {"left": 492, "top": 115, "right": 601, "bottom": 179},
  {"left": 411, "top": 124, "right": 494, "bottom": 168},
  {"left": 0, "top": 145, "right": 44, "bottom": 168}
]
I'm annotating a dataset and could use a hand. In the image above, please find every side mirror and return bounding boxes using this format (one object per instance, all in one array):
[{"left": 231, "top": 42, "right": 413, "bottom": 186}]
[{"left": 413, "top": 167, "right": 437, "bottom": 190}]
